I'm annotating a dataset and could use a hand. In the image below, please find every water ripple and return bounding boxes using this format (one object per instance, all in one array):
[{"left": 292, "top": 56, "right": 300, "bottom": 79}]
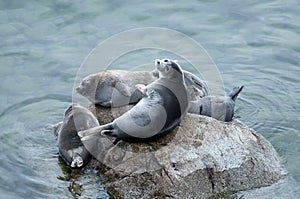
[{"left": 0, "top": 94, "right": 71, "bottom": 118}]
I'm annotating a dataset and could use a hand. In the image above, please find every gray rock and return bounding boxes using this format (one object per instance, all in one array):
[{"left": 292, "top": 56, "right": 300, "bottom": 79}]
[
  {"left": 85, "top": 105, "right": 286, "bottom": 199},
  {"left": 237, "top": 178, "right": 299, "bottom": 199}
]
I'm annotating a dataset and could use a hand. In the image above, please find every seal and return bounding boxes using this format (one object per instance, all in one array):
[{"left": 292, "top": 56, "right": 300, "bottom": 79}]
[
  {"left": 78, "top": 59, "right": 189, "bottom": 142},
  {"left": 76, "top": 68, "right": 207, "bottom": 107},
  {"left": 188, "top": 86, "right": 244, "bottom": 122},
  {"left": 76, "top": 70, "right": 157, "bottom": 107},
  {"left": 58, "top": 103, "right": 99, "bottom": 168}
]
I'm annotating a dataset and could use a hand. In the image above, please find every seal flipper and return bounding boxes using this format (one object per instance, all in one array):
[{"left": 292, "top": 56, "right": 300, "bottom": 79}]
[
  {"left": 64, "top": 104, "right": 74, "bottom": 116},
  {"left": 101, "top": 129, "right": 119, "bottom": 137},
  {"left": 115, "top": 81, "right": 131, "bottom": 97},
  {"left": 228, "top": 86, "right": 244, "bottom": 101},
  {"left": 78, "top": 123, "right": 113, "bottom": 138},
  {"left": 78, "top": 126, "right": 102, "bottom": 138},
  {"left": 71, "top": 153, "right": 84, "bottom": 168},
  {"left": 151, "top": 70, "right": 159, "bottom": 78},
  {"left": 129, "top": 89, "right": 143, "bottom": 104}
]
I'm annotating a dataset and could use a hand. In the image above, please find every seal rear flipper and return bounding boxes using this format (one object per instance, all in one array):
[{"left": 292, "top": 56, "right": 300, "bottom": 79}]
[
  {"left": 71, "top": 153, "right": 84, "bottom": 168},
  {"left": 78, "top": 126, "right": 102, "bottom": 138},
  {"left": 64, "top": 103, "right": 82, "bottom": 116},
  {"left": 101, "top": 129, "right": 119, "bottom": 137},
  {"left": 64, "top": 104, "right": 74, "bottom": 116},
  {"left": 228, "top": 86, "right": 244, "bottom": 101},
  {"left": 78, "top": 123, "right": 113, "bottom": 138}
]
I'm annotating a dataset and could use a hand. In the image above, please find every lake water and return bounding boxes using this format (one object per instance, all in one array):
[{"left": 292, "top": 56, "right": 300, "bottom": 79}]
[{"left": 0, "top": 0, "right": 299, "bottom": 198}]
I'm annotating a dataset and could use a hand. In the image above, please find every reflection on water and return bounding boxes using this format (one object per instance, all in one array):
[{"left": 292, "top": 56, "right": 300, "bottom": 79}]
[{"left": 0, "top": 0, "right": 299, "bottom": 198}]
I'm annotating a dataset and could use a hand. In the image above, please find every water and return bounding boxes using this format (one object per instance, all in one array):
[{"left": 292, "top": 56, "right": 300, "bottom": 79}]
[{"left": 0, "top": 0, "right": 299, "bottom": 198}]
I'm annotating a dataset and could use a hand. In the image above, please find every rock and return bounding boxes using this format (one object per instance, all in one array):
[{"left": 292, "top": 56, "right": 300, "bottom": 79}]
[
  {"left": 84, "top": 105, "right": 286, "bottom": 199},
  {"left": 237, "top": 178, "right": 299, "bottom": 199}
]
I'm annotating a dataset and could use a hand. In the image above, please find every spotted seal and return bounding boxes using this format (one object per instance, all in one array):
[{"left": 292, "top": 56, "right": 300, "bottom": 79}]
[
  {"left": 188, "top": 86, "right": 244, "bottom": 122},
  {"left": 76, "top": 68, "right": 207, "bottom": 107},
  {"left": 78, "top": 59, "right": 189, "bottom": 142},
  {"left": 58, "top": 103, "right": 99, "bottom": 168}
]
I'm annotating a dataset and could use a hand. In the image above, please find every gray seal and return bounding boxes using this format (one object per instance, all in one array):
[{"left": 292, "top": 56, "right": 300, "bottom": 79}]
[
  {"left": 58, "top": 103, "right": 99, "bottom": 168},
  {"left": 78, "top": 59, "right": 189, "bottom": 142},
  {"left": 76, "top": 68, "right": 207, "bottom": 107},
  {"left": 188, "top": 86, "right": 244, "bottom": 122}
]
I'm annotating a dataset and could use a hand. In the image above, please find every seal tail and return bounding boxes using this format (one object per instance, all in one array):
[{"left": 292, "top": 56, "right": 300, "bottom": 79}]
[
  {"left": 64, "top": 104, "right": 74, "bottom": 116},
  {"left": 228, "top": 86, "right": 244, "bottom": 101}
]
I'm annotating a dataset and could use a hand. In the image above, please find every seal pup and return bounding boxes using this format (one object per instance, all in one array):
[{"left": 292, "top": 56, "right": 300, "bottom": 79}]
[
  {"left": 58, "top": 103, "right": 99, "bottom": 168},
  {"left": 76, "top": 68, "right": 207, "bottom": 107},
  {"left": 78, "top": 59, "right": 189, "bottom": 142},
  {"left": 188, "top": 86, "right": 244, "bottom": 122}
]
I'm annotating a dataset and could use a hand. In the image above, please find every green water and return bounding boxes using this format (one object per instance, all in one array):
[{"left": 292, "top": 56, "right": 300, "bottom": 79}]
[{"left": 0, "top": 0, "right": 299, "bottom": 198}]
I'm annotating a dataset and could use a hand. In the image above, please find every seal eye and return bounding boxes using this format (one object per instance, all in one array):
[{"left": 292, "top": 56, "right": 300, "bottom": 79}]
[{"left": 164, "top": 59, "right": 168, "bottom": 63}]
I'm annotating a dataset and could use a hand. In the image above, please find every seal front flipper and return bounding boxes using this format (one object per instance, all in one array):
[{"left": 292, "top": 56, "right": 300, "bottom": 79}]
[
  {"left": 135, "top": 84, "right": 147, "bottom": 96},
  {"left": 115, "top": 81, "right": 131, "bottom": 97},
  {"left": 135, "top": 84, "right": 154, "bottom": 97}
]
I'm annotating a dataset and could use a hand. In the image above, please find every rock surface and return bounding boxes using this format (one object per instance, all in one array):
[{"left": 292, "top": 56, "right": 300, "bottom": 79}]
[{"left": 83, "top": 105, "right": 286, "bottom": 199}]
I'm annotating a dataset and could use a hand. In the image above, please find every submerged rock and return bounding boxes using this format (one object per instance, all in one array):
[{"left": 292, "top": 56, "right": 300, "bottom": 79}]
[{"left": 84, "top": 105, "right": 286, "bottom": 199}]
